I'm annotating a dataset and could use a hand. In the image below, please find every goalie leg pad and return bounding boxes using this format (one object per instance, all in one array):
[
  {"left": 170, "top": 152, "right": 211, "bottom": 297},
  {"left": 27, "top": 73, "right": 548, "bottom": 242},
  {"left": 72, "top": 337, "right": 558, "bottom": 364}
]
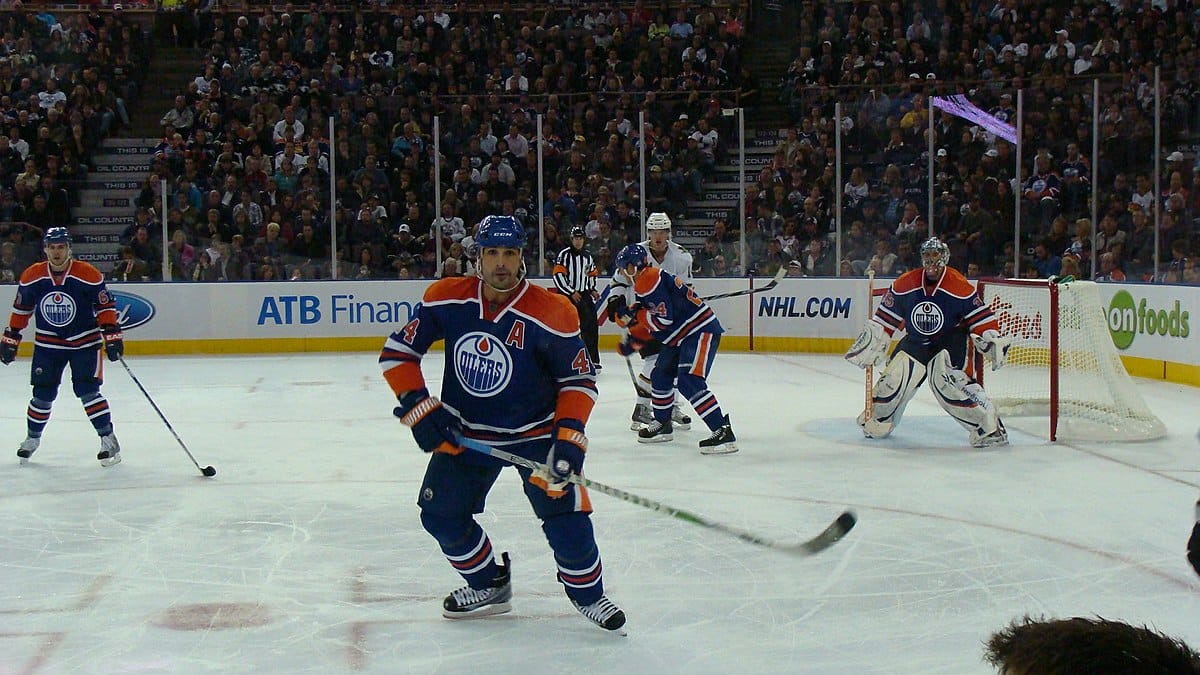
[
  {"left": 928, "top": 350, "right": 1006, "bottom": 446},
  {"left": 863, "top": 350, "right": 927, "bottom": 438}
]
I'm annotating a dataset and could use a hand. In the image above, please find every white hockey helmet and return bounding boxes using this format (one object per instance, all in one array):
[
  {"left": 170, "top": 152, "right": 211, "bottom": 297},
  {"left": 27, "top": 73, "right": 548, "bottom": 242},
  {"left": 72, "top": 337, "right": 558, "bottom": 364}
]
[{"left": 646, "top": 212, "right": 672, "bottom": 231}]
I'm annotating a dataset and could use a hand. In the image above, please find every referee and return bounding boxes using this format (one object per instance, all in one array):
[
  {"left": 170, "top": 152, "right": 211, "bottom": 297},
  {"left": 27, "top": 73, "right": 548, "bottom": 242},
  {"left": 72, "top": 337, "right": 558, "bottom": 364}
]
[{"left": 553, "top": 226, "right": 601, "bottom": 369}]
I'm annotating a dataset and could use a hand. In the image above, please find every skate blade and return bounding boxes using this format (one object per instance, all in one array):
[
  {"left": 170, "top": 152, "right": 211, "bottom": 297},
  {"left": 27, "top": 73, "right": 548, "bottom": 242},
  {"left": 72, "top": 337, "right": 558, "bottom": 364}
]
[
  {"left": 637, "top": 433, "right": 673, "bottom": 444},
  {"left": 442, "top": 602, "right": 512, "bottom": 620},
  {"left": 700, "top": 442, "right": 739, "bottom": 455},
  {"left": 99, "top": 454, "right": 122, "bottom": 467}
]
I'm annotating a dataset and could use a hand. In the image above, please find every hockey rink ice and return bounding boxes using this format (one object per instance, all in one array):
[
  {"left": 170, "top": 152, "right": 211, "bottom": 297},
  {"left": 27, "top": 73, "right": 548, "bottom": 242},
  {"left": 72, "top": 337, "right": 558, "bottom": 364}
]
[{"left": 0, "top": 351, "right": 1197, "bottom": 674}]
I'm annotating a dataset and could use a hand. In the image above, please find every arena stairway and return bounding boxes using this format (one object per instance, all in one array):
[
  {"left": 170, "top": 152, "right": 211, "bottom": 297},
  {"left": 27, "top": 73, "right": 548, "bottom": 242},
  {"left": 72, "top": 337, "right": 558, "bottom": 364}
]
[{"left": 71, "top": 137, "right": 156, "bottom": 267}]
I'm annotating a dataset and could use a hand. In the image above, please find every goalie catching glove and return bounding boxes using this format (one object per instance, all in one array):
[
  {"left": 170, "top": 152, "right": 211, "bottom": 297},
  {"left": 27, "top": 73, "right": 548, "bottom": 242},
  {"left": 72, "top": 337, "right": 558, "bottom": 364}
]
[
  {"left": 394, "top": 388, "right": 462, "bottom": 455},
  {"left": 0, "top": 327, "right": 19, "bottom": 364},
  {"left": 971, "top": 329, "right": 1012, "bottom": 371},
  {"left": 845, "top": 320, "right": 889, "bottom": 369},
  {"left": 530, "top": 420, "right": 586, "bottom": 499}
]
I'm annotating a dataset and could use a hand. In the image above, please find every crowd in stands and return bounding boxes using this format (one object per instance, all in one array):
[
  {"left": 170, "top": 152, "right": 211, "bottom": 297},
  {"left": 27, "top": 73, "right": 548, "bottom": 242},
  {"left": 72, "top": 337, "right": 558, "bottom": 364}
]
[
  {"left": 0, "top": 4, "right": 149, "bottom": 277},
  {"left": 39, "top": 0, "right": 1196, "bottom": 286},
  {"left": 768, "top": 0, "right": 1200, "bottom": 282},
  {"left": 118, "top": 2, "right": 749, "bottom": 282}
]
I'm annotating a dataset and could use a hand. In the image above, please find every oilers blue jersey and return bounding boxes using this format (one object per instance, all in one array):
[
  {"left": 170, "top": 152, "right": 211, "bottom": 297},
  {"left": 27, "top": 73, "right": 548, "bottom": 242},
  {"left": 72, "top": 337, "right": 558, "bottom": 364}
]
[
  {"left": 632, "top": 267, "right": 722, "bottom": 346},
  {"left": 8, "top": 260, "right": 118, "bottom": 349},
  {"left": 873, "top": 267, "right": 998, "bottom": 347},
  {"left": 380, "top": 277, "right": 597, "bottom": 448}
]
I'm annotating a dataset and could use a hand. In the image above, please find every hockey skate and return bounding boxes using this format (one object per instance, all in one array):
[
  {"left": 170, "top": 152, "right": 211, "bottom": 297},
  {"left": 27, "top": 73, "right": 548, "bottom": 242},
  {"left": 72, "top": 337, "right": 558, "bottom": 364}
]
[
  {"left": 698, "top": 415, "right": 738, "bottom": 455},
  {"left": 16, "top": 436, "right": 39, "bottom": 464},
  {"left": 97, "top": 433, "right": 121, "bottom": 467},
  {"left": 637, "top": 419, "right": 673, "bottom": 443},
  {"left": 629, "top": 403, "right": 654, "bottom": 431},
  {"left": 571, "top": 595, "right": 627, "bottom": 634},
  {"left": 671, "top": 405, "right": 692, "bottom": 430},
  {"left": 442, "top": 552, "right": 512, "bottom": 619},
  {"left": 971, "top": 420, "right": 1009, "bottom": 448}
]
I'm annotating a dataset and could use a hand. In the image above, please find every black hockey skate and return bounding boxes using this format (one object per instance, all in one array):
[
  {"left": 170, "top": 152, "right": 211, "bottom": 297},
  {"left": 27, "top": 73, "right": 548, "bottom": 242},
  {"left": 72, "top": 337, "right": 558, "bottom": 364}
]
[
  {"left": 671, "top": 405, "right": 692, "bottom": 430},
  {"left": 629, "top": 403, "right": 653, "bottom": 431},
  {"left": 698, "top": 415, "right": 738, "bottom": 455},
  {"left": 442, "top": 552, "right": 512, "bottom": 619},
  {"left": 97, "top": 433, "right": 121, "bottom": 467},
  {"left": 637, "top": 419, "right": 673, "bottom": 443},
  {"left": 16, "top": 436, "right": 39, "bottom": 463},
  {"left": 571, "top": 595, "right": 627, "bottom": 633}
]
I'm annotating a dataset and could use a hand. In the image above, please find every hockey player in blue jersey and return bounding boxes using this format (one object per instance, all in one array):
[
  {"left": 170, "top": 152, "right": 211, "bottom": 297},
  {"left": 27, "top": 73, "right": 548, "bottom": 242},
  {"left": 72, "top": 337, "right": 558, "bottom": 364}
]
[
  {"left": 845, "top": 237, "right": 1012, "bottom": 447},
  {"left": 379, "top": 215, "right": 625, "bottom": 632},
  {"left": 613, "top": 243, "right": 737, "bottom": 455},
  {"left": 0, "top": 227, "right": 124, "bottom": 466}
]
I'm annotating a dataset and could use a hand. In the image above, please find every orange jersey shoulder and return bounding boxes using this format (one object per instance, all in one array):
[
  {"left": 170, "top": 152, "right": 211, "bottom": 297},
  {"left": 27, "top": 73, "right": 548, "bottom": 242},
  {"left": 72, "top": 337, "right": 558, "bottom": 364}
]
[
  {"left": 422, "top": 276, "right": 479, "bottom": 303},
  {"left": 68, "top": 260, "right": 105, "bottom": 284},
  {"left": 18, "top": 262, "right": 48, "bottom": 284},
  {"left": 514, "top": 283, "right": 580, "bottom": 334},
  {"left": 937, "top": 267, "right": 977, "bottom": 297},
  {"left": 632, "top": 267, "right": 663, "bottom": 296},
  {"left": 889, "top": 268, "right": 925, "bottom": 294}
]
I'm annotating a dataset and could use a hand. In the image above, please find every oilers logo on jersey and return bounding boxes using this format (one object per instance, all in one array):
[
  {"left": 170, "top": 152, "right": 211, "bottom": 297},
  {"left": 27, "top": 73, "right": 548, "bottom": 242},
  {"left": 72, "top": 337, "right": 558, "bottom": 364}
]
[
  {"left": 39, "top": 292, "right": 77, "bottom": 327},
  {"left": 453, "top": 332, "right": 513, "bottom": 397},
  {"left": 910, "top": 301, "right": 945, "bottom": 335}
]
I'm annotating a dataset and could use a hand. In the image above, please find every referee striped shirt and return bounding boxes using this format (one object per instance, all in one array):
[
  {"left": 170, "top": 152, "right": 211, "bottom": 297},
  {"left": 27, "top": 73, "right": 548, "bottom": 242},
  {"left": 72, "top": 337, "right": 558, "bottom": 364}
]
[{"left": 553, "top": 245, "right": 598, "bottom": 295}]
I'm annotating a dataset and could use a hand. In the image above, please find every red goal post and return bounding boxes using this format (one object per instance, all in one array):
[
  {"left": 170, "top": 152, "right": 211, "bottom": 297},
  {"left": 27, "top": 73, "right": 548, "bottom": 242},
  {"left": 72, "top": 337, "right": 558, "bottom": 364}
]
[{"left": 975, "top": 277, "right": 1166, "bottom": 442}]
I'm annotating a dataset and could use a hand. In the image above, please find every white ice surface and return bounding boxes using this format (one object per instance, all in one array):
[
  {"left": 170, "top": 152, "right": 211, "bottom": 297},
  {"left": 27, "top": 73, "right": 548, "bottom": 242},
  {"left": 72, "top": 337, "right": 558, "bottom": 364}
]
[{"left": 0, "top": 352, "right": 1197, "bottom": 674}]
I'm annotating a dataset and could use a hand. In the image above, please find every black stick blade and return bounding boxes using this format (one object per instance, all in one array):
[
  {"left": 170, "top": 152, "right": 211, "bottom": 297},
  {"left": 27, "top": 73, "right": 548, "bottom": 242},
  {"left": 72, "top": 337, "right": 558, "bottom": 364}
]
[{"left": 201, "top": 466, "right": 217, "bottom": 477}]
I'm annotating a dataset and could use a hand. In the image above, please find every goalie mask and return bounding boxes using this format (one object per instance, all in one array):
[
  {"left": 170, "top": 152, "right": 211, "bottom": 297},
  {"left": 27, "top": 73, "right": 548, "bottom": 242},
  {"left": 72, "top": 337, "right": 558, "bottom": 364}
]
[{"left": 920, "top": 237, "right": 949, "bottom": 275}]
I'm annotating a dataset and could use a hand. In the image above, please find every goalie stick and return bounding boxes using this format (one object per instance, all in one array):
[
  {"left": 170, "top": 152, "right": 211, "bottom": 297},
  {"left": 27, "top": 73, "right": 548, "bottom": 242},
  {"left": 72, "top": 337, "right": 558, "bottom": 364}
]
[
  {"left": 458, "top": 437, "right": 857, "bottom": 557},
  {"left": 701, "top": 264, "right": 788, "bottom": 302}
]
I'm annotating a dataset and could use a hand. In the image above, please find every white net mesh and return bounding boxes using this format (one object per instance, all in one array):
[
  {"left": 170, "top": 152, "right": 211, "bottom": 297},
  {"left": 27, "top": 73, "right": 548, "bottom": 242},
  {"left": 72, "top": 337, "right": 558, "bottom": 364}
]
[{"left": 978, "top": 279, "right": 1166, "bottom": 441}]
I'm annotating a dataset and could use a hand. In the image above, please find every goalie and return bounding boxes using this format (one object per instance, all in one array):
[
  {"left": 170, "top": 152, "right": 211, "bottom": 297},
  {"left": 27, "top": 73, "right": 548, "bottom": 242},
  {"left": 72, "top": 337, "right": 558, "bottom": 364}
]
[{"left": 845, "top": 238, "right": 1012, "bottom": 448}]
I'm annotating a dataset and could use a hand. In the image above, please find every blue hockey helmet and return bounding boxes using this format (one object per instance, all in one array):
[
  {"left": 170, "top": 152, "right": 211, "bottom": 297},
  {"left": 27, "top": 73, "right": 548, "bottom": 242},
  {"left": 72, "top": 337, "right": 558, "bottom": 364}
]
[
  {"left": 615, "top": 243, "right": 650, "bottom": 272},
  {"left": 43, "top": 227, "right": 72, "bottom": 246},
  {"left": 474, "top": 215, "right": 526, "bottom": 250}
]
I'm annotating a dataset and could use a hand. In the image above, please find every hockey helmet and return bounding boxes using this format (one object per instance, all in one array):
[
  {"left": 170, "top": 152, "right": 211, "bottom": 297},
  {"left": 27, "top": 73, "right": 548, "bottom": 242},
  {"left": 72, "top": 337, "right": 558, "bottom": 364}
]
[
  {"left": 920, "top": 237, "right": 950, "bottom": 271},
  {"left": 43, "top": 227, "right": 72, "bottom": 246},
  {"left": 474, "top": 215, "right": 526, "bottom": 250},
  {"left": 615, "top": 243, "right": 650, "bottom": 272},
  {"left": 570, "top": 225, "right": 585, "bottom": 238},
  {"left": 646, "top": 212, "right": 672, "bottom": 231}
]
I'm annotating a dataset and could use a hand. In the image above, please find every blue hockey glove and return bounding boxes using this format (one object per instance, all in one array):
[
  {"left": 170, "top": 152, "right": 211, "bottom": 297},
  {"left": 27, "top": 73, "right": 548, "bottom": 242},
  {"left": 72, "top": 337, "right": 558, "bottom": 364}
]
[
  {"left": 101, "top": 324, "right": 124, "bottom": 362},
  {"left": 394, "top": 388, "right": 462, "bottom": 455},
  {"left": 531, "top": 419, "right": 586, "bottom": 498},
  {"left": 0, "top": 327, "right": 19, "bottom": 365}
]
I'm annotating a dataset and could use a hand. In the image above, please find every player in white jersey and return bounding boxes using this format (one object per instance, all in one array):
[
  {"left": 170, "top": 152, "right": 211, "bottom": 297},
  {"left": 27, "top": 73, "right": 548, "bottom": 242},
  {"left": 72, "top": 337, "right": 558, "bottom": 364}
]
[{"left": 604, "top": 212, "right": 695, "bottom": 431}]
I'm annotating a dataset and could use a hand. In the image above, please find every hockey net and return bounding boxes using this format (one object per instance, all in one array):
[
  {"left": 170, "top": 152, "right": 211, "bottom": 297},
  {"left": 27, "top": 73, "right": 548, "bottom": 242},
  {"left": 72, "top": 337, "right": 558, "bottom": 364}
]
[{"left": 976, "top": 278, "right": 1166, "bottom": 441}]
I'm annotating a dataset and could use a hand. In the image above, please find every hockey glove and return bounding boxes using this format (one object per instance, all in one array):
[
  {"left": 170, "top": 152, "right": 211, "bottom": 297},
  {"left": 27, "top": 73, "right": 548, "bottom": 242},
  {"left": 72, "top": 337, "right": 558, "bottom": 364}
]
[
  {"left": 845, "top": 321, "right": 888, "bottom": 369},
  {"left": 530, "top": 419, "right": 586, "bottom": 499},
  {"left": 101, "top": 324, "right": 124, "bottom": 362},
  {"left": 1189, "top": 501, "right": 1200, "bottom": 578},
  {"left": 971, "top": 329, "right": 1012, "bottom": 371},
  {"left": 607, "top": 296, "right": 639, "bottom": 327},
  {"left": 0, "top": 327, "right": 19, "bottom": 365},
  {"left": 617, "top": 333, "right": 648, "bottom": 357},
  {"left": 393, "top": 389, "right": 462, "bottom": 455}
]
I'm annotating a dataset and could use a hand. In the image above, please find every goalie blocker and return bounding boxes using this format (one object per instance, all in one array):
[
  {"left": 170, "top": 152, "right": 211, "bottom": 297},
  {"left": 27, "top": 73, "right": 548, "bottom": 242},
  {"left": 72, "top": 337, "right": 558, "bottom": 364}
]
[{"left": 846, "top": 238, "right": 1012, "bottom": 448}]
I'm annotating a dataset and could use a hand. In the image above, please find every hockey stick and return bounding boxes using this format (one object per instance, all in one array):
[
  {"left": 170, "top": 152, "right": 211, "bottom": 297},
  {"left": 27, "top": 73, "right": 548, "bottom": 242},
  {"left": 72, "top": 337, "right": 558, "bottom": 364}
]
[
  {"left": 457, "top": 437, "right": 856, "bottom": 557},
  {"left": 863, "top": 269, "right": 876, "bottom": 422},
  {"left": 701, "top": 264, "right": 788, "bottom": 302},
  {"left": 118, "top": 356, "right": 216, "bottom": 478}
]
